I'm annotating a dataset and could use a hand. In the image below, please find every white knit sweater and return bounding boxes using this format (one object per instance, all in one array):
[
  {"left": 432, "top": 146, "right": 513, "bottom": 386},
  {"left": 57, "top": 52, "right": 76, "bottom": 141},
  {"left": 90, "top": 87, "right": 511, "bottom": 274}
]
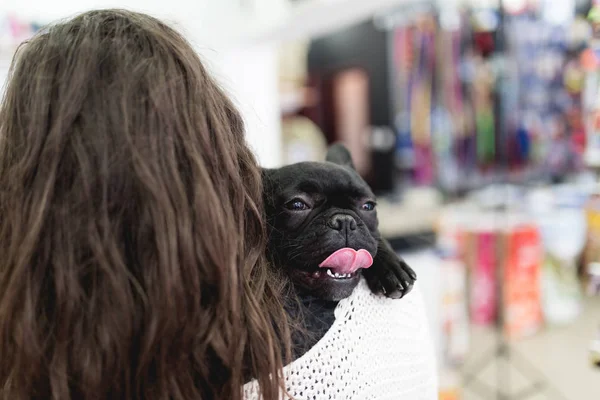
[{"left": 244, "top": 279, "right": 438, "bottom": 399}]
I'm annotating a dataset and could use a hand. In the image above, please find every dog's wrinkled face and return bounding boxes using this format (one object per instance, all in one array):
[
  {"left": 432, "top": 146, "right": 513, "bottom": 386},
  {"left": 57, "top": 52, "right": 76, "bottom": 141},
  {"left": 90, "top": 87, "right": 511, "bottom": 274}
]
[{"left": 263, "top": 146, "right": 380, "bottom": 301}]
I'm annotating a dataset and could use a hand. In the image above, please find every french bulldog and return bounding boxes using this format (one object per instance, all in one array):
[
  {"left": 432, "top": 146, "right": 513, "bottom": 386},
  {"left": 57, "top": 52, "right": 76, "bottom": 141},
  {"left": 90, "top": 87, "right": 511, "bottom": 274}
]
[{"left": 262, "top": 143, "right": 417, "bottom": 303}]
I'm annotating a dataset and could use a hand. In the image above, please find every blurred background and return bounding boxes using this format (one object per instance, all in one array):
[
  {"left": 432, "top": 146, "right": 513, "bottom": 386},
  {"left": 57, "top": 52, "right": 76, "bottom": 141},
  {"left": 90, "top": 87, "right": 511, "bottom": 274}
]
[{"left": 2, "top": 0, "right": 600, "bottom": 398}]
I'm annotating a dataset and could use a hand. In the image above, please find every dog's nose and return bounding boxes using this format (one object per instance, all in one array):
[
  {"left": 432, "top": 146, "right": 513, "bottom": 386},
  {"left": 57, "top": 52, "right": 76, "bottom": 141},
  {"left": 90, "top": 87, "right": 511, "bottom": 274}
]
[{"left": 328, "top": 214, "right": 357, "bottom": 231}]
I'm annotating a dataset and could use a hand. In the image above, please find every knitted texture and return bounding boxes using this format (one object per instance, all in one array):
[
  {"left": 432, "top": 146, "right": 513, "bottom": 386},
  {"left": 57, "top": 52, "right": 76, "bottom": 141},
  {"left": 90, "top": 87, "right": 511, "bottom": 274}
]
[{"left": 244, "top": 279, "right": 438, "bottom": 399}]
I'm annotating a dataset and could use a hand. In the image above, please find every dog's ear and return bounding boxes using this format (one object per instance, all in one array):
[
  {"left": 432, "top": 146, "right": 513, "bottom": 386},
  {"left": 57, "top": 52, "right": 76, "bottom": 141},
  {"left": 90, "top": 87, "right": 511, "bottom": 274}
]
[
  {"left": 260, "top": 168, "right": 270, "bottom": 180},
  {"left": 261, "top": 168, "right": 274, "bottom": 191},
  {"left": 325, "top": 143, "right": 355, "bottom": 170},
  {"left": 261, "top": 168, "right": 277, "bottom": 205}
]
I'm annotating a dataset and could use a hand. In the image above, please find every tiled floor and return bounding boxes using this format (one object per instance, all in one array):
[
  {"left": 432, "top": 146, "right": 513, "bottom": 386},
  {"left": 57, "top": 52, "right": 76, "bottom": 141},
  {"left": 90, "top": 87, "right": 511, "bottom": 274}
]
[
  {"left": 462, "top": 297, "right": 600, "bottom": 400},
  {"left": 401, "top": 250, "right": 600, "bottom": 400}
]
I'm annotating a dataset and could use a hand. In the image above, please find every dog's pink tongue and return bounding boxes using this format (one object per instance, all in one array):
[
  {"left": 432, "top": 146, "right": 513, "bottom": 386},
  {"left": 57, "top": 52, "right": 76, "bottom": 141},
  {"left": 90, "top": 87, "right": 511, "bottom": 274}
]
[{"left": 318, "top": 248, "right": 373, "bottom": 274}]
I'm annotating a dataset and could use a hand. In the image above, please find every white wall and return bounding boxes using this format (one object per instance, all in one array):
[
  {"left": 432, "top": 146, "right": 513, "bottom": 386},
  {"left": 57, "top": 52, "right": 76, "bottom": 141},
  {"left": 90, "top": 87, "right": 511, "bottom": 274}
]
[
  {"left": 207, "top": 44, "right": 282, "bottom": 168},
  {"left": 0, "top": 0, "right": 283, "bottom": 167}
]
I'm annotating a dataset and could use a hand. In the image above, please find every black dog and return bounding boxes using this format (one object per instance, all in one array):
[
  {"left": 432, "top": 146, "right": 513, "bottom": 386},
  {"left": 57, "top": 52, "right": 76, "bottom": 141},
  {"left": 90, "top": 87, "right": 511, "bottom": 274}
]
[{"left": 263, "top": 144, "right": 417, "bottom": 358}]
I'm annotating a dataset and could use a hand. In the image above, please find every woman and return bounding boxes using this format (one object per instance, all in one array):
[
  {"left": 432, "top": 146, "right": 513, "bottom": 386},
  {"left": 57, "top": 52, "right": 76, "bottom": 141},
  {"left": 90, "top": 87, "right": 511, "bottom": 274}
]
[{"left": 0, "top": 10, "right": 290, "bottom": 400}]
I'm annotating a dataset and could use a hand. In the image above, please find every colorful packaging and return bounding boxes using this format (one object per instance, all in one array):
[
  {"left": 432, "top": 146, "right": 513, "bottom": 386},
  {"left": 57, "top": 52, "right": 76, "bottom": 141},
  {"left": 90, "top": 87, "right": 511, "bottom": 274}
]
[
  {"left": 438, "top": 367, "right": 462, "bottom": 400},
  {"left": 468, "top": 230, "right": 497, "bottom": 326},
  {"left": 583, "top": 6, "right": 600, "bottom": 167},
  {"left": 584, "top": 193, "right": 600, "bottom": 292},
  {"left": 502, "top": 224, "right": 544, "bottom": 339},
  {"left": 436, "top": 209, "right": 470, "bottom": 366},
  {"left": 440, "top": 258, "right": 470, "bottom": 364}
]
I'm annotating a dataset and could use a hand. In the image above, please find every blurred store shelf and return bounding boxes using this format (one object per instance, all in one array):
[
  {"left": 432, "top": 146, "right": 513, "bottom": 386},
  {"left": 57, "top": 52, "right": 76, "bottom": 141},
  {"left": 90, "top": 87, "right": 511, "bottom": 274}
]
[{"left": 377, "top": 187, "right": 443, "bottom": 238}]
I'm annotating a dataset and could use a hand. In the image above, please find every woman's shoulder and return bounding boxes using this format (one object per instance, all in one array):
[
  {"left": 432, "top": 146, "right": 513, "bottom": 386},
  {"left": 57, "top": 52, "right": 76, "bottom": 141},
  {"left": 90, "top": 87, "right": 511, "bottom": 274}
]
[{"left": 244, "top": 279, "right": 438, "bottom": 399}]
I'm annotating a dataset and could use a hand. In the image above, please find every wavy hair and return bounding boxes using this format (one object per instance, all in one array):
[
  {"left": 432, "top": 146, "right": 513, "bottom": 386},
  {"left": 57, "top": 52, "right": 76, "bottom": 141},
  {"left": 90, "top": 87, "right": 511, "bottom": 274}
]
[{"left": 0, "top": 9, "right": 289, "bottom": 400}]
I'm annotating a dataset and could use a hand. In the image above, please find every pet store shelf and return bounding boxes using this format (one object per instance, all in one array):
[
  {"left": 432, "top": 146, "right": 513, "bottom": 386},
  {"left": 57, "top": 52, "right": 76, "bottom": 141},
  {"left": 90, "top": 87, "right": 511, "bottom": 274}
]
[{"left": 377, "top": 187, "right": 443, "bottom": 239}]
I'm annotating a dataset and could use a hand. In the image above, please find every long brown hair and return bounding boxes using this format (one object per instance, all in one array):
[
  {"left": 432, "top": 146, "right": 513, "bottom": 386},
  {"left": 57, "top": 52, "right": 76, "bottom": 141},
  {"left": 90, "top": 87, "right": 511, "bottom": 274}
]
[{"left": 0, "top": 9, "right": 289, "bottom": 400}]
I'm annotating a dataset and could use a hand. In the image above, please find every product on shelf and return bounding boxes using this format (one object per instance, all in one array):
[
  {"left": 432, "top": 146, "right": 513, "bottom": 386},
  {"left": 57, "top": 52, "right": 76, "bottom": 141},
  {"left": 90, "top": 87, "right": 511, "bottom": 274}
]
[
  {"left": 527, "top": 185, "right": 588, "bottom": 326},
  {"left": 388, "top": 3, "right": 587, "bottom": 192},
  {"left": 583, "top": 4, "right": 600, "bottom": 167},
  {"left": 502, "top": 221, "right": 544, "bottom": 338},
  {"left": 438, "top": 368, "right": 462, "bottom": 400},
  {"left": 281, "top": 116, "right": 328, "bottom": 165},
  {"left": 455, "top": 206, "right": 545, "bottom": 338},
  {"left": 591, "top": 326, "right": 600, "bottom": 367},
  {"left": 587, "top": 263, "right": 600, "bottom": 295},
  {"left": 436, "top": 208, "right": 470, "bottom": 400},
  {"left": 466, "top": 226, "right": 497, "bottom": 326},
  {"left": 436, "top": 208, "right": 470, "bottom": 365},
  {"left": 391, "top": 14, "right": 438, "bottom": 186},
  {"left": 584, "top": 191, "right": 600, "bottom": 293}
]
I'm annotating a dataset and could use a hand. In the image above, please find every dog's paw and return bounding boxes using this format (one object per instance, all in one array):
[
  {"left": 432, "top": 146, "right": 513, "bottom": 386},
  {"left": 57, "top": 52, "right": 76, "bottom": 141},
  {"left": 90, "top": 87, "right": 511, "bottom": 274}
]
[{"left": 364, "top": 257, "right": 417, "bottom": 299}]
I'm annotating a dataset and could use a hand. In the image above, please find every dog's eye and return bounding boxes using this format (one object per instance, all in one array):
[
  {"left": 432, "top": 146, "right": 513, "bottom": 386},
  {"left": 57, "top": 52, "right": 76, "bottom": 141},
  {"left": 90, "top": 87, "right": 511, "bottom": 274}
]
[
  {"left": 362, "top": 201, "right": 376, "bottom": 211},
  {"left": 285, "top": 199, "right": 310, "bottom": 211}
]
